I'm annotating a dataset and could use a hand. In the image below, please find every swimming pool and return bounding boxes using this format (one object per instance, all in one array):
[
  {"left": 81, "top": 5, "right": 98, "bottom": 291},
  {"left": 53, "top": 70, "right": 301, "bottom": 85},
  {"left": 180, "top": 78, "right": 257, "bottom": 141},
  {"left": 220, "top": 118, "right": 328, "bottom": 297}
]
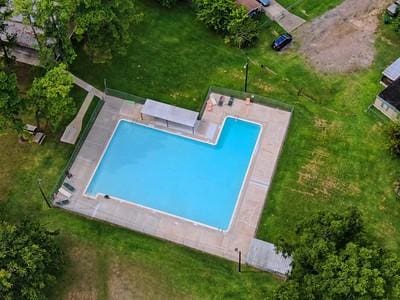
[{"left": 85, "top": 117, "right": 262, "bottom": 230}]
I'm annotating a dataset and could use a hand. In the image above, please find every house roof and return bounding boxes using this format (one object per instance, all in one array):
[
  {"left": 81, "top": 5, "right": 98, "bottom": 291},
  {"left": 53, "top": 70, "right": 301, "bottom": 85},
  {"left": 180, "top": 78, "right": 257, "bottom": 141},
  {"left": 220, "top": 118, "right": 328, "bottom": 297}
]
[
  {"left": 379, "top": 78, "right": 400, "bottom": 110},
  {"left": 383, "top": 58, "right": 400, "bottom": 81}
]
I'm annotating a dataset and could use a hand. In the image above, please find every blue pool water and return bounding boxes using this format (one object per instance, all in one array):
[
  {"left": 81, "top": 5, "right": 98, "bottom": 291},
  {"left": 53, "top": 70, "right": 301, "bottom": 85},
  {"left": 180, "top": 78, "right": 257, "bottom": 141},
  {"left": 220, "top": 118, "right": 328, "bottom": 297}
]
[{"left": 86, "top": 117, "right": 261, "bottom": 230}]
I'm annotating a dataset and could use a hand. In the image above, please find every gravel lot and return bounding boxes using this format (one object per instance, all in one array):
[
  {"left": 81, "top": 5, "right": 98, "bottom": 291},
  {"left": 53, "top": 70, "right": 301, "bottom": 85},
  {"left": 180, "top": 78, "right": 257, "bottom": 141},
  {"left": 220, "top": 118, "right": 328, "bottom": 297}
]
[{"left": 297, "top": 0, "right": 392, "bottom": 73}]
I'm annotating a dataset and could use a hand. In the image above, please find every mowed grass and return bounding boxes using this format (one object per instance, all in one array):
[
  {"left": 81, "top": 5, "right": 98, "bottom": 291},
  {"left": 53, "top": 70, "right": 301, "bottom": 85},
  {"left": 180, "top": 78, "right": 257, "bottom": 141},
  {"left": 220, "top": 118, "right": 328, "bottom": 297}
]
[
  {"left": 1, "top": 64, "right": 279, "bottom": 298},
  {"left": 1, "top": 0, "right": 400, "bottom": 298},
  {"left": 276, "top": 0, "right": 344, "bottom": 19},
  {"left": 71, "top": 1, "right": 400, "bottom": 250}
]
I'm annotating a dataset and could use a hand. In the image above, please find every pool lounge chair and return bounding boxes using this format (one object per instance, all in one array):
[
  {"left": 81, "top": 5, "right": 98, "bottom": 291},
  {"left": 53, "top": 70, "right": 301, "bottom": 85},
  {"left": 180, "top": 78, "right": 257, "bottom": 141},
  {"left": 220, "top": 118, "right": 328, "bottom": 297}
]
[
  {"left": 228, "top": 96, "right": 234, "bottom": 106},
  {"left": 55, "top": 199, "right": 70, "bottom": 206},
  {"left": 218, "top": 96, "right": 224, "bottom": 106},
  {"left": 63, "top": 182, "right": 76, "bottom": 192},
  {"left": 58, "top": 187, "right": 72, "bottom": 199}
]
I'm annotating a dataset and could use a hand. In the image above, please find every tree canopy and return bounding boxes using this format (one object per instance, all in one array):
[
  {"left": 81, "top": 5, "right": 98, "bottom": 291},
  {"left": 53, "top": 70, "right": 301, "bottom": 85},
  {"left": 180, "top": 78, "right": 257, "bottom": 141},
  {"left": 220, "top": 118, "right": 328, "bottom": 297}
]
[
  {"left": 193, "top": 0, "right": 260, "bottom": 48},
  {"left": 0, "top": 70, "right": 24, "bottom": 136},
  {"left": 73, "top": 0, "right": 142, "bottom": 63},
  {"left": 0, "top": 220, "right": 63, "bottom": 299},
  {"left": 274, "top": 208, "right": 400, "bottom": 299},
  {"left": 0, "top": 0, "right": 17, "bottom": 68},
  {"left": 28, "top": 63, "right": 75, "bottom": 130},
  {"left": 13, "top": 0, "right": 142, "bottom": 65},
  {"left": 225, "top": 5, "right": 260, "bottom": 48}
]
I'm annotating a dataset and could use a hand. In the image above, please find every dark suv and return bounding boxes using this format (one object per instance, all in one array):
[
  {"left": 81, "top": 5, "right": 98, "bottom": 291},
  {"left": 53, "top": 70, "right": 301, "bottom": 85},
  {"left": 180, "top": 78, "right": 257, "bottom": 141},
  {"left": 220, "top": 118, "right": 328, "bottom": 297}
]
[{"left": 272, "top": 33, "right": 293, "bottom": 51}]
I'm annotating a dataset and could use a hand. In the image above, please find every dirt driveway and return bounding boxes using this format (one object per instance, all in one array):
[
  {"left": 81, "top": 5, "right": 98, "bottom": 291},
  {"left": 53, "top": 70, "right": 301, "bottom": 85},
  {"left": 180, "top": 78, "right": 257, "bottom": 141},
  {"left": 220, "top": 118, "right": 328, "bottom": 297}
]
[{"left": 297, "top": 0, "right": 392, "bottom": 73}]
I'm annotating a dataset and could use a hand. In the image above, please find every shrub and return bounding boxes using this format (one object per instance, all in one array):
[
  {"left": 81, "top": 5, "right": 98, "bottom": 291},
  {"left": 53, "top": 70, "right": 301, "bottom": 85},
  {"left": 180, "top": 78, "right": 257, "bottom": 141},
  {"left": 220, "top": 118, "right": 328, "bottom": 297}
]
[{"left": 387, "top": 122, "right": 400, "bottom": 157}]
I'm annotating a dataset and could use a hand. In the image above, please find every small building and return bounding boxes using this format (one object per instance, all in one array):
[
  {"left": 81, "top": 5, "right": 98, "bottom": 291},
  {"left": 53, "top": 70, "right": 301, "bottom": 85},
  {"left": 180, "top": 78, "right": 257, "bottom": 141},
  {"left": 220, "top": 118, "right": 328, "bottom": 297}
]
[
  {"left": 387, "top": 3, "right": 399, "bottom": 17},
  {"left": 374, "top": 78, "right": 400, "bottom": 120},
  {"left": 381, "top": 57, "right": 400, "bottom": 86}
]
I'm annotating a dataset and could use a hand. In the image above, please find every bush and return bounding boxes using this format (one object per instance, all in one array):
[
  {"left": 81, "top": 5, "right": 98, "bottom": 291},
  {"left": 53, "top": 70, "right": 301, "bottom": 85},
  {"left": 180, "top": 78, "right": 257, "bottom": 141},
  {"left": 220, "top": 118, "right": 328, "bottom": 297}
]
[
  {"left": 0, "top": 220, "right": 63, "bottom": 299},
  {"left": 193, "top": 0, "right": 259, "bottom": 48},
  {"left": 387, "top": 122, "right": 400, "bottom": 157}
]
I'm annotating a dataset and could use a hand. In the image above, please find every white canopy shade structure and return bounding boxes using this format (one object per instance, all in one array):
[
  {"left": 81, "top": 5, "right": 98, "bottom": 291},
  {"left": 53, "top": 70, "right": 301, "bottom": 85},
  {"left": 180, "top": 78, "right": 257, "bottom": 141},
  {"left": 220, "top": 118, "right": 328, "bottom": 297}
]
[{"left": 141, "top": 99, "right": 199, "bottom": 134}]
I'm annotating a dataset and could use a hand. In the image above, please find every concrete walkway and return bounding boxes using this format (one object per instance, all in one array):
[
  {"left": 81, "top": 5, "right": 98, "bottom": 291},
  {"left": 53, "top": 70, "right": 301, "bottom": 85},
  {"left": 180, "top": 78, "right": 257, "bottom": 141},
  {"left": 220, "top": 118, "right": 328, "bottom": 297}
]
[
  {"left": 58, "top": 92, "right": 292, "bottom": 264},
  {"left": 71, "top": 74, "right": 104, "bottom": 98},
  {"left": 246, "top": 239, "right": 292, "bottom": 276},
  {"left": 264, "top": 0, "right": 306, "bottom": 32},
  {"left": 61, "top": 75, "right": 105, "bottom": 144},
  {"left": 61, "top": 90, "right": 96, "bottom": 144}
]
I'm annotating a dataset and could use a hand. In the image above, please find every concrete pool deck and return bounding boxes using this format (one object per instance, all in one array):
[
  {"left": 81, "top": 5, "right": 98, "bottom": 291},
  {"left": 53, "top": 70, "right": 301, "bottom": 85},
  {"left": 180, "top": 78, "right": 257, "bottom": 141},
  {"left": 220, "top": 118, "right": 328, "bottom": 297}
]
[{"left": 58, "top": 93, "right": 292, "bottom": 262}]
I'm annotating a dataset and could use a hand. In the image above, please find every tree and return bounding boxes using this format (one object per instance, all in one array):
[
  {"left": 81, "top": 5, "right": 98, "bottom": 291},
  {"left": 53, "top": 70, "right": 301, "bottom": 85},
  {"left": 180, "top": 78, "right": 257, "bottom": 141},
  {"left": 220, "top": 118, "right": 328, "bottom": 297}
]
[
  {"left": 193, "top": 0, "right": 260, "bottom": 48},
  {"left": 0, "top": 219, "right": 63, "bottom": 299},
  {"left": 387, "top": 122, "right": 400, "bottom": 158},
  {"left": 13, "top": 0, "right": 76, "bottom": 68},
  {"left": 225, "top": 6, "right": 260, "bottom": 48},
  {"left": 0, "top": 71, "right": 24, "bottom": 137},
  {"left": 28, "top": 63, "right": 75, "bottom": 130},
  {"left": 274, "top": 208, "right": 400, "bottom": 299},
  {"left": 34, "top": 0, "right": 77, "bottom": 67},
  {"left": 12, "top": 0, "right": 44, "bottom": 50},
  {"left": 0, "top": 0, "right": 17, "bottom": 69},
  {"left": 193, "top": 0, "right": 235, "bottom": 33},
  {"left": 73, "top": 0, "right": 142, "bottom": 63}
]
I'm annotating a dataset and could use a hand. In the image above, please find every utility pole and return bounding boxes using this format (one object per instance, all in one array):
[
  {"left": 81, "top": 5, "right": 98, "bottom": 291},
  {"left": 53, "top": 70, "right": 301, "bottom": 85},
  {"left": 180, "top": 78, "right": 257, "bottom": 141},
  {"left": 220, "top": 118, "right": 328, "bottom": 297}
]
[
  {"left": 244, "top": 58, "right": 249, "bottom": 93},
  {"left": 235, "top": 248, "right": 242, "bottom": 272},
  {"left": 37, "top": 179, "right": 52, "bottom": 208}
]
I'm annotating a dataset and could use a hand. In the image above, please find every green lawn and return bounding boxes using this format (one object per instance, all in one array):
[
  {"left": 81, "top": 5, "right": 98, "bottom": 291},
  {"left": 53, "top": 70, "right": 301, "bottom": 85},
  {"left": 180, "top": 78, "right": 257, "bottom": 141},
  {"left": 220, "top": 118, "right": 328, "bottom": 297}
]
[
  {"left": 276, "top": 0, "right": 344, "bottom": 20},
  {"left": 1, "top": 0, "right": 400, "bottom": 298}
]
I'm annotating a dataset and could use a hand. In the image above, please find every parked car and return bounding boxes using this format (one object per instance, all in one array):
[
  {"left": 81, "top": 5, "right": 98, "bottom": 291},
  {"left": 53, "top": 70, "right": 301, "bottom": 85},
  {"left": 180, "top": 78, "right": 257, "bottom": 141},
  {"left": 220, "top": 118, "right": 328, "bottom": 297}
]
[
  {"left": 257, "top": 0, "right": 271, "bottom": 7},
  {"left": 387, "top": 3, "right": 399, "bottom": 17},
  {"left": 272, "top": 33, "right": 293, "bottom": 51}
]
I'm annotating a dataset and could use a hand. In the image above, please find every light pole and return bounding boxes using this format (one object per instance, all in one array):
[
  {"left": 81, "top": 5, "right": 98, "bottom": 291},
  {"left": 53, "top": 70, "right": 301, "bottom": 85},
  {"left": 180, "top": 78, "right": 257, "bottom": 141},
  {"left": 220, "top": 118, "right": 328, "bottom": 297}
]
[
  {"left": 37, "top": 179, "right": 52, "bottom": 208},
  {"left": 235, "top": 248, "right": 242, "bottom": 272},
  {"left": 244, "top": 58, "right": 249, "bottom": 93}
]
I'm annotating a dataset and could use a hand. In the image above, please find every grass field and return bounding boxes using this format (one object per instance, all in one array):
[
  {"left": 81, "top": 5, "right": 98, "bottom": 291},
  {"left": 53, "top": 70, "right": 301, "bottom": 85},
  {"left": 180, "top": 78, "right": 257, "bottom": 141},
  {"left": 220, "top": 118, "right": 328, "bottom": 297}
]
[
  {"left": 1, "top": 0, "right": 400, "bottom": 298},
  {"left": 276, "top": 0, "right": 344, "bottom": 19}
]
